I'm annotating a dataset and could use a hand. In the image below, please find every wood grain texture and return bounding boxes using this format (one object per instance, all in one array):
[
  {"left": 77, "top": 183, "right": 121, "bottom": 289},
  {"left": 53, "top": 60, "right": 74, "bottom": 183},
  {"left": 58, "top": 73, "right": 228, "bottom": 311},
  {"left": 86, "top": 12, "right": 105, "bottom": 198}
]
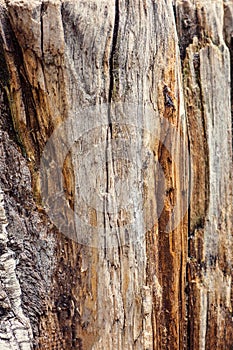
[{"left": 0, "top": 0, "right": 232, "bottom": 349}]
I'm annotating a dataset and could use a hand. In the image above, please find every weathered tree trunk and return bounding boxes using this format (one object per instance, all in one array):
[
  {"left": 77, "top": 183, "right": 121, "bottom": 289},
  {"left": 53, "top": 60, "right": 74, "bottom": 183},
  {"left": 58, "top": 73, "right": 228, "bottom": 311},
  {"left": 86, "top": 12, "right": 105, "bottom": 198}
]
[{"left": 0, "top": 0, "right": 232, "bottom": 349}]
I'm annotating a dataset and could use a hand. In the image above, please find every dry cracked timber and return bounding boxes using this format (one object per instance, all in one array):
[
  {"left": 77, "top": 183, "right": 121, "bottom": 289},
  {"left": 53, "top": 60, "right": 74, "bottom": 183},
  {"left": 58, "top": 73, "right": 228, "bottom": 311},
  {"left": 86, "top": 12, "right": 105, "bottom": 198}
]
[{"left": 0, "top": 0, "right": 232, "bottom": 349}]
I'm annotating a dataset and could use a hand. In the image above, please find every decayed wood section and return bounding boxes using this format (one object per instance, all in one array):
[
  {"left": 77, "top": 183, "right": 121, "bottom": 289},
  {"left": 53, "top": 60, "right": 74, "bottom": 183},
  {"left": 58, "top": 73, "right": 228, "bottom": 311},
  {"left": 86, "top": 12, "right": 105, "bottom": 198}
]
[{"left": 0, "top": 0, "right": 232, "bottom": 349}]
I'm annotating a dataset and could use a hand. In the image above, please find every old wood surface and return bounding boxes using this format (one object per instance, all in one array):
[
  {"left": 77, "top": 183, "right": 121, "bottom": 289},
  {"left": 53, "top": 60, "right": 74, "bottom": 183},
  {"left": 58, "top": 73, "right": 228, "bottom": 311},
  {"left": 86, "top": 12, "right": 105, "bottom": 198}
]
[{"left": 0, "top": 0, "right": 232, "bottom": 349}]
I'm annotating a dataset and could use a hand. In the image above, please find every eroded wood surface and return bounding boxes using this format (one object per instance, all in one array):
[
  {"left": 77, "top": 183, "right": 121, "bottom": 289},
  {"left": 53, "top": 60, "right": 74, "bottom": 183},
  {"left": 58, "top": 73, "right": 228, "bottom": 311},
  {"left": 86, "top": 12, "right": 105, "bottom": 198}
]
[{"left": 0, "top": 0, "right": 232, "bottom": 349}]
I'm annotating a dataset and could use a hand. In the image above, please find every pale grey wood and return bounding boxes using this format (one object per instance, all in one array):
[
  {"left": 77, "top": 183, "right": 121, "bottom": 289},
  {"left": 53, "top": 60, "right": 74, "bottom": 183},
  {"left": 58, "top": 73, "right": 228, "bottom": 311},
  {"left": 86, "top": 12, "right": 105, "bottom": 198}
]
[{"left": 0, "top": 0, "right": 232, "bottom": 349}]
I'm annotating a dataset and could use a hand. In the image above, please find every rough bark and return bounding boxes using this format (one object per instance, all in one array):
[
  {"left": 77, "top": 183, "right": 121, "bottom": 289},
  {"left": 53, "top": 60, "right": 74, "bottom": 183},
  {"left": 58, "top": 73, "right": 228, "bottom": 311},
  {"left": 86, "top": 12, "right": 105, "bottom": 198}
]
[{"left": 0, "top": 0, "right": 232, "bottom": 349}]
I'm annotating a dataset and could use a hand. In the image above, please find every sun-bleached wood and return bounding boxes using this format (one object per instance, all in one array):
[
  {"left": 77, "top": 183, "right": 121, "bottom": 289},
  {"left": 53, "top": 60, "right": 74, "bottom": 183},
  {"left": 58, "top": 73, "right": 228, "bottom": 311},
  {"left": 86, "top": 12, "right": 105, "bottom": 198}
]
[{"left": 0, "top": 0, "right": 232, "bottom": 349}]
